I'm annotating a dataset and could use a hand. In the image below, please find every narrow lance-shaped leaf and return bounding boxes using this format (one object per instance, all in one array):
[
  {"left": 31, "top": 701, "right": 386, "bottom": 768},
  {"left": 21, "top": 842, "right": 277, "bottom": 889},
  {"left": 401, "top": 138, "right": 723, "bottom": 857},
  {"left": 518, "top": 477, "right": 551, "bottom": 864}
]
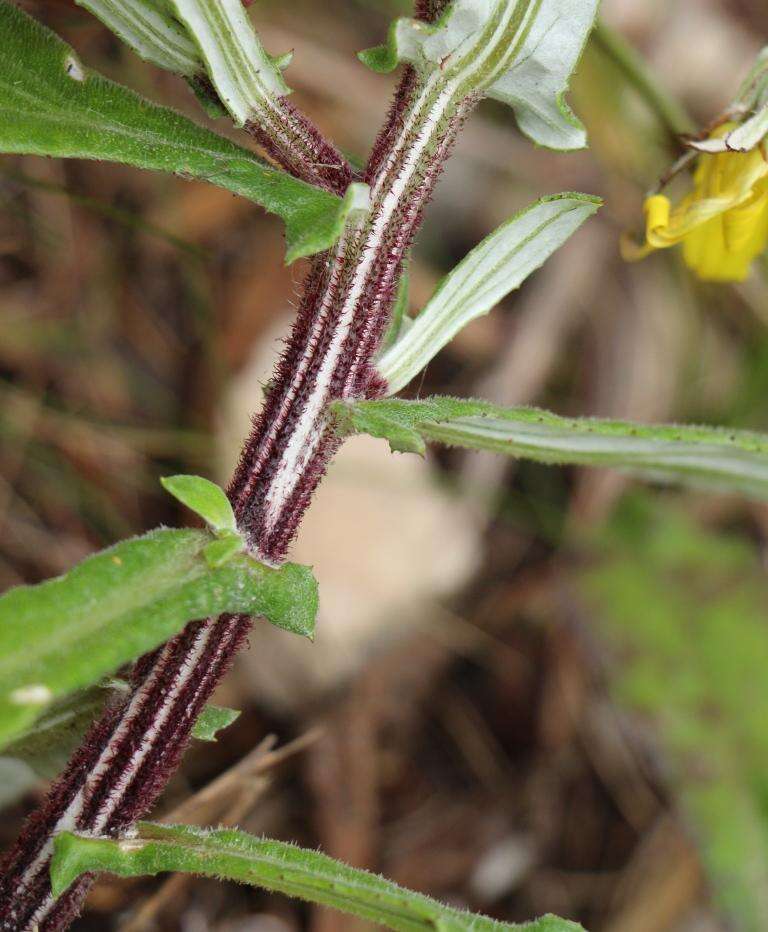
[
  {"left": 335, "top": 396, "right": 768, "bottom": 503},
  {"left": 360, "top": 0, "right": 599, "bottom": 150},
  {"left": 377, "top": 194, "right": 600, "bottom": 395},
  {"left": 0, "top": 0, "right": 363, "bottom": 263},
  {"left": 0, "top": 528, "right": 317, "bottom": 748},
  {"left": 74, "top": 0, "right": 231, "bottom": 118},
  {"left": 51, "top": 823, "right": 584, "bottom": 932}
]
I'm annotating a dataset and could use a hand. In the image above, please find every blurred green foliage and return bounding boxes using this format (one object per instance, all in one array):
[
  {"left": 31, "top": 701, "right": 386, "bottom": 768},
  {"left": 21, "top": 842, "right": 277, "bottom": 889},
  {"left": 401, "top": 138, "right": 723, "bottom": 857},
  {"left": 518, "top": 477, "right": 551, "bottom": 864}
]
[{"left": 580, "top": 493, "right": 768, "bottom": 930}]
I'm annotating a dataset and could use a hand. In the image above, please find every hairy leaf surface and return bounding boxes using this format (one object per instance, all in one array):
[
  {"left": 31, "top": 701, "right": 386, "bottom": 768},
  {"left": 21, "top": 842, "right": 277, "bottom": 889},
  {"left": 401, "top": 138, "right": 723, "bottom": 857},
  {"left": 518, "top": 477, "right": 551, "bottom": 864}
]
[
  {"left": 51, "top": 823, "right": 583, "bottom": 931},
  {"left": 0, "top": 0, "right": 355, "bottom": 262},
  {"left": 336, "top": 396, "right": 768, "bottom": 501},
  {"left": 0, "top": 529, "right": 317, "bottom": 747}
]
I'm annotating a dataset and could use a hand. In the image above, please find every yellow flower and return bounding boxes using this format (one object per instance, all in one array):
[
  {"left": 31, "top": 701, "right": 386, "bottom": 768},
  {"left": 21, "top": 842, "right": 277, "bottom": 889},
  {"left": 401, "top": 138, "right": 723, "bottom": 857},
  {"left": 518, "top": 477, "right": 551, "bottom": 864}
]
[{"left": 622, "top": 124, "right": 768, "bottom": 282}]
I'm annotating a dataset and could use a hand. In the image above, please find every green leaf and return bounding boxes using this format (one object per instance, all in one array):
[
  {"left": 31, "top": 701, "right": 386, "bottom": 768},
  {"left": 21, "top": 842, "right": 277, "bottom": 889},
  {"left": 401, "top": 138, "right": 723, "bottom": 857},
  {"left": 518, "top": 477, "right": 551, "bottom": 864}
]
[
  {"left": 376, "top": 195, "right": 600, "bottom": 395},
  {"left": 0, "top": 0, "right": 360, "bottom": 263},
  {"left": 75, "top": 0, "right": 201, "bottom": 76},
  {"left": 1, "top": 683, "right": 237, "bottom": 777},
  {"left": 50, "top": 823, "right": 583, "bottom": 932},
  {"left": 0, "top": 528, "right": 317, "bottom": 748},
  {"left": 578, "top": 496, "right": 768, "bottom": 931},
  {"left": 1, "top": 681, "right": 127, "bottom": 780},
  {"left": 161, "top": 475, "right": 237, "bottom": 534},
  {"left": 170, "top": 0, "right": 289, "bottom": 126},
  {"left": 333, "top": 400, "right": 425, "bottom": 456},
  {"left": 335, "top": 396, "right": 768, "bottom": 502},
  {"left": 359, "top": 0, "right": 598, "bottom": 150},
  {"left": 203, "top": 533, "right": 245, "bottom": 568},
  {"left": 190, "top": 704, "right": 240, "bottom": 742}
]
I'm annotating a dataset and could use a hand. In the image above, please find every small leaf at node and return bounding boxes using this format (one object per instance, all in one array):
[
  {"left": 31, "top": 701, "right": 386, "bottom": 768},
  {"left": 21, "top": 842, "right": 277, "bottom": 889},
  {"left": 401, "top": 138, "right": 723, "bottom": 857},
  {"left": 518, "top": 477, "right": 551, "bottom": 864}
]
[
  {"left": 161, "top": 475, "right": 237, "bottom": 534},
  {"left": 191, "top": 704, "right": 240, "bottom": 742}
]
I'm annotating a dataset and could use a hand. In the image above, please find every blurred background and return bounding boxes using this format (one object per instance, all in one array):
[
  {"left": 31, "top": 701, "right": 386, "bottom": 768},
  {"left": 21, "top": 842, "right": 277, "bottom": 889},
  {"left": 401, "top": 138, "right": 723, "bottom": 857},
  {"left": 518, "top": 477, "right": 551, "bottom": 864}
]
[{"left": 3, "top": 0, "right": 768, "bottom": 929}]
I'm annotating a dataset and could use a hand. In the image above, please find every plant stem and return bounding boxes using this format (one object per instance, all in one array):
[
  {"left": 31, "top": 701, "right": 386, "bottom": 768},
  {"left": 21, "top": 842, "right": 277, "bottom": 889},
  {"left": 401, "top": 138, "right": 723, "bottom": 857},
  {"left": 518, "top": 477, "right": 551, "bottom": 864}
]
[
  {"left": 243, "top": 96, "right": 354, "bottom": 195},
  {"left": 0, "top": 3, "right": 528, "bottom": 927},
  {"left": 591, "top": 18, "right": 695, "bottom": 142},
  {"left": 0, "top": 63, "right": 476, "bottom": 932}
]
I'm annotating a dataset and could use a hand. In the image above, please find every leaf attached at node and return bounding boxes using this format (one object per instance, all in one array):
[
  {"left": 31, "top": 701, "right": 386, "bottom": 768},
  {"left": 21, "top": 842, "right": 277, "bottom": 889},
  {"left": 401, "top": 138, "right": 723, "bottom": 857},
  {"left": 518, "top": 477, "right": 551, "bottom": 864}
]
[
  {"left": 359, "top": 0, "right": 599, "bottom": 150},
  {"left": 338, "top": 396, "right": 768, "bottom": 504},
  {"left": 0, "top": 528, "right": 317, "bottom": 748},
  {"left": 51, "top": 823, "right": 584, "bottom": 931},
  {"left": 161, "top": 475, "right": 237, "bottom": 535},
  {"left": 0, "top": 0, "right": 361, "bottom": 263}
]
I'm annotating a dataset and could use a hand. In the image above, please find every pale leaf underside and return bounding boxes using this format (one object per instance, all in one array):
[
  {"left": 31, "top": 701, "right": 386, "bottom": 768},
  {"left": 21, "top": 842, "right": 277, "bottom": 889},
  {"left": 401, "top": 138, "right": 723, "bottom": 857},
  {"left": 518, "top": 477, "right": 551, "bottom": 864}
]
[
  {"left": 170, "top": 0, "right": 288, "bottom": 126},
  {"left": 359, "top": 0, "right": 599, "bottom": 150},
  {"left": 377, "top": 194, "right": 601, "bottom": 395},
  {"left": 75, "top": 0, "right": 201, "bottom": 76}
]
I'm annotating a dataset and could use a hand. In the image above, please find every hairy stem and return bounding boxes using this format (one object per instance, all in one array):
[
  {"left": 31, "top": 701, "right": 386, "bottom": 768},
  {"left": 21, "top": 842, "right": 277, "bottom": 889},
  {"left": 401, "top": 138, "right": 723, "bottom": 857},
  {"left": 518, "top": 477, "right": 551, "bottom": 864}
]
[
  {"left": 243, "top": 96, "right": 353, "bottom": 195},
  {"left": 0, "top": 2, "right": 530, "bottom": 926},
  {"left": 0, "top": 76, "right": 475, "bottom": 932}
]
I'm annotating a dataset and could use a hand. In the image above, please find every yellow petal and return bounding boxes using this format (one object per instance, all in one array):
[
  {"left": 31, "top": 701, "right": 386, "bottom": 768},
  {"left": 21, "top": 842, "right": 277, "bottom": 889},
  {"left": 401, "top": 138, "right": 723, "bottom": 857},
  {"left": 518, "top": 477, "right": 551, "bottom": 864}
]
[
  {"left": 682, "top": 181, "right": 768, "bottom": 281},
  {"left": 620, "top": 195, "right": 672, "bottom": 260},
  {"left": 623, "top": 125, "right": 768, "bottom": 279}
]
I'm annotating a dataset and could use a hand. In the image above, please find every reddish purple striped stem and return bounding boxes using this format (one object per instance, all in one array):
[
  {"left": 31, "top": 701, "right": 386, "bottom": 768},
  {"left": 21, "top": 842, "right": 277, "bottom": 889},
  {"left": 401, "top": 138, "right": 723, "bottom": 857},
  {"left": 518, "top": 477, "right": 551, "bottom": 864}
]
[{"left": 0, "top": 12, "right": 478, "bottom": 931}]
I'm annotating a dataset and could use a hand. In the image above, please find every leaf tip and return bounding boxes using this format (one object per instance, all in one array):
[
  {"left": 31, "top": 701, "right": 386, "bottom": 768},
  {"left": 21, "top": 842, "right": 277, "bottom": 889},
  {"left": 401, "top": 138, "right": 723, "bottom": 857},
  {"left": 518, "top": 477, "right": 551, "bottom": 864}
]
[
  {"left": 389, "top": 436, "right": 426, "bottom": 456},
  {"left": 357, "top": 44, "right": 395, "bottom": 74}
]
